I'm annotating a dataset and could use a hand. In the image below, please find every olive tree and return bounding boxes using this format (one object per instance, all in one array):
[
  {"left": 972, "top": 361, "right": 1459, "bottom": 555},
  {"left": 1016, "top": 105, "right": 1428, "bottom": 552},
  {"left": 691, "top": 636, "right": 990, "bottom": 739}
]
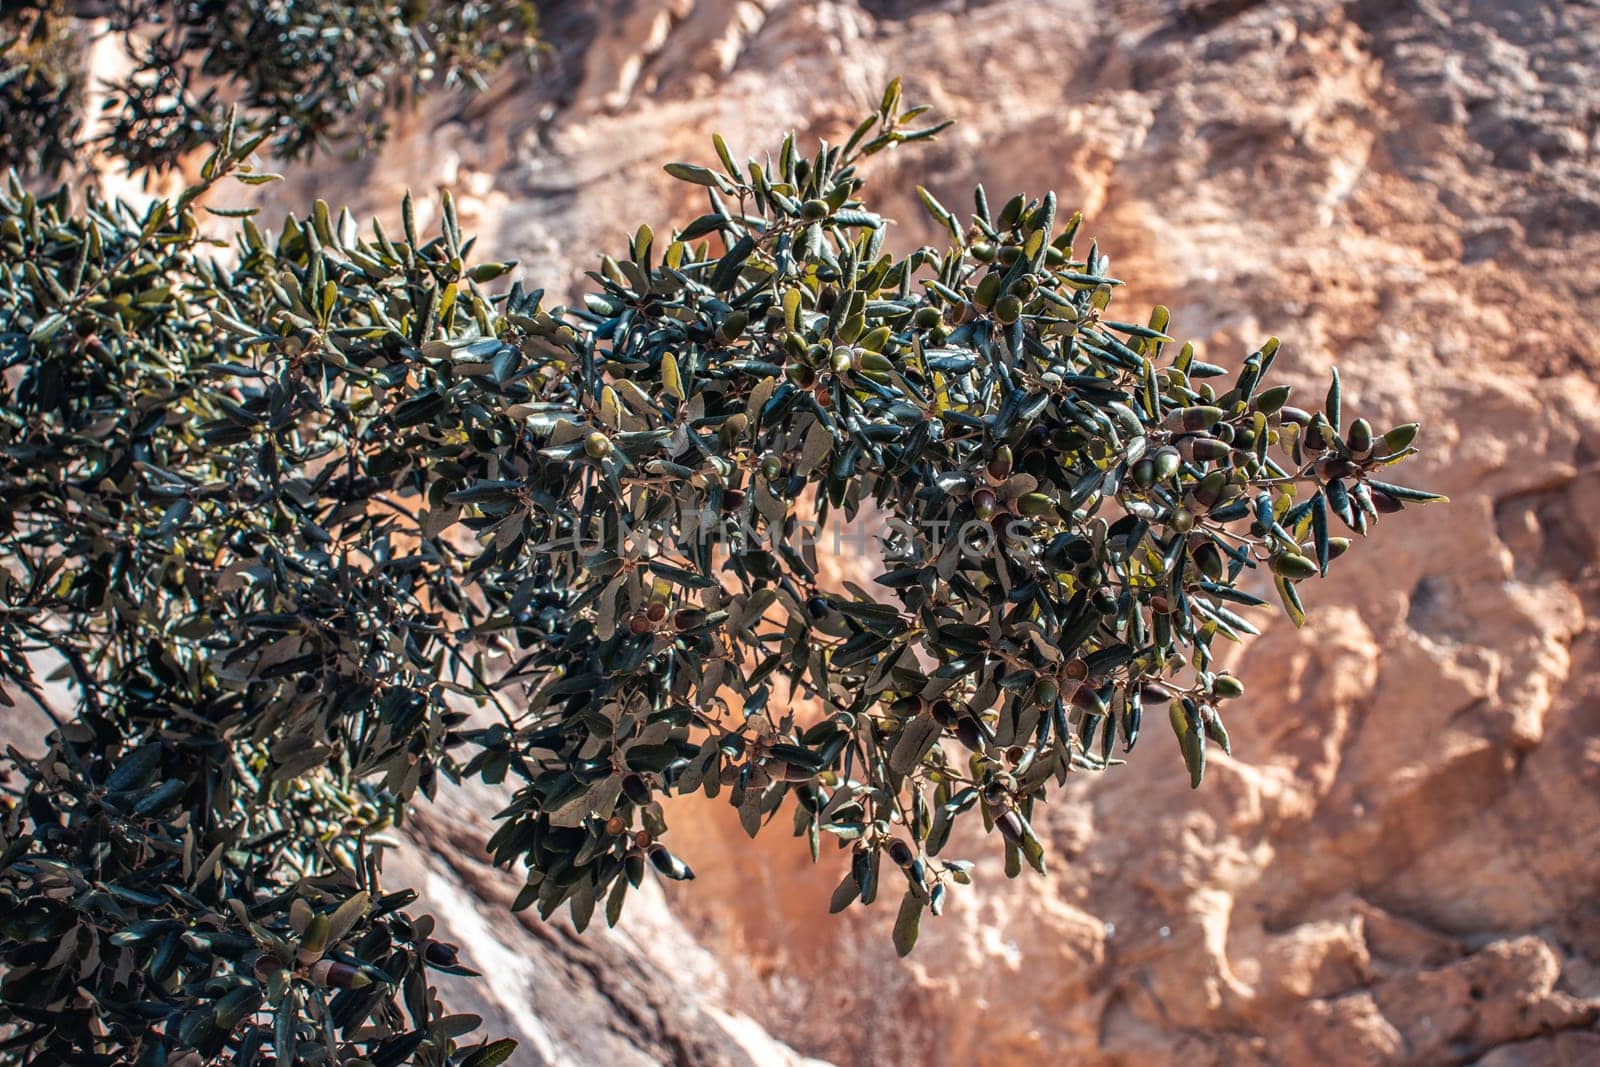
[
  {"left": 0, "top": 81, "right": 1441, "bottom": 1064},
  {"left": 0, "top": 1, "right": 539, "bottom": 176}
]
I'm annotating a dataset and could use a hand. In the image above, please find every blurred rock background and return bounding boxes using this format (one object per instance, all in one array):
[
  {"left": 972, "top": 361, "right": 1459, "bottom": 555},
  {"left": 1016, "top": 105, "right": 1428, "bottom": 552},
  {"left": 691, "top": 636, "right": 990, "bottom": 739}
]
[{"left": 65, "top": 0, "right": 1600, "bottom": 1062}]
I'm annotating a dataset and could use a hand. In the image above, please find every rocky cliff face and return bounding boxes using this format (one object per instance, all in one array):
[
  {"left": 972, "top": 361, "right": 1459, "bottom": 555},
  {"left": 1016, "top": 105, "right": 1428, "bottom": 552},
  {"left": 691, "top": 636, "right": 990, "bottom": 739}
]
[{"left": 243, "top": 0, "right": 1600, "bottom": 1062}]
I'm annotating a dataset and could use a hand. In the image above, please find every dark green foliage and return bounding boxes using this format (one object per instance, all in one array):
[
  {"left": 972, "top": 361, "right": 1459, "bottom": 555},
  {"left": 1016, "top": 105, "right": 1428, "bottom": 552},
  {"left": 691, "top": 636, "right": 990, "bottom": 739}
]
[
  {"left": 0, "top": 7, "right": 85, "bottom": 179},
  {"left": 0, "top": 1, "right": 538, "bottom": 176},
  {"left": 0, "top": 81, "right": 1441, "bottom": 1061},
  {"left": 0, "top": 126, "right": 510, "bottom": 1065}
]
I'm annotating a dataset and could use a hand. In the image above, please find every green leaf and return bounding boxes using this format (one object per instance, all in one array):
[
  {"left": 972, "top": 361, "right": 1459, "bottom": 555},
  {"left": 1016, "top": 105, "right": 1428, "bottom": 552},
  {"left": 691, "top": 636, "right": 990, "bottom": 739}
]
[
  {"left": 28, "top": 313, "right": 67, "bottom": 343},
  {"left": 915, "top": 186, "right": 960, "bottom": 240},
  {"left": 663, "top": 162, "right": 733, "bottom": 192},
  {"left": 1325, "top": 367, "right": 1342, "bottom": 432},
  {"left": 1365, "top": 478, "right": 1448, "bottom": 504},
  {"left": 711, "top": 134, "right": 739, "bottom": 179},
  {"left": 889, "top": 714, "right": 942, "bottom": 776},
  {"left": 661, "top": 352, "right": 684, "bottom": 402},
  {"left": 460, "top": 1039, "right": 519, "bottom": 1067},
  {"left": 1311, "top": 491, "right": 1330, "bottom": 576},
  {"left": 325, "top": 890, "right": 369, "bottom": 945},
  {"left": 880, "top": 76, "right": 902, "bottom": 118},
  {"left": 1275, "top": 574, "right": 1307, "bottom": 628},
  {"left": 893, "top": 888, "right": 922, "bottom": 957},
  {"left": 829, "top": 871, "right": 860, "bottom": 914}
]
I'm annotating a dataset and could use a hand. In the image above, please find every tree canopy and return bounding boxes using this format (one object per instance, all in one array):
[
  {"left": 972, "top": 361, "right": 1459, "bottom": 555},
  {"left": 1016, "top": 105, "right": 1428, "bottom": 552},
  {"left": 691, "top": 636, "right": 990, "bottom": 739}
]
[
  {"left": 0, "top": 69, "right": 1441, "bottom": 1066},
  {"left": 1, "top": 1, "right": 539, "bottom": 177}
]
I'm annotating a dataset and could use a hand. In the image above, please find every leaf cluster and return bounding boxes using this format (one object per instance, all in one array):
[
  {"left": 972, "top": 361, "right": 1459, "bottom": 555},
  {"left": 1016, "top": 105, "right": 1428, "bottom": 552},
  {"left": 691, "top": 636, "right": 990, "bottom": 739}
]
[
  {"left": 0, "top": 1, "right": 539, "bottom": 177},
  {"left": 0, "top": 82, "right": 1441, "bottom": 1062}
]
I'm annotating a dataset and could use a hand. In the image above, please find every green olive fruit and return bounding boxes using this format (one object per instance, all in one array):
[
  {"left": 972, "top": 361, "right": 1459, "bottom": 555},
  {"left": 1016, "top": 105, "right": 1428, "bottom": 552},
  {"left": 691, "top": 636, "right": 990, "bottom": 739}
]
[
  {"left": 1192, "top": 539, "right": 1225, "bottom": 581},
  {"left": 1380, "top": 423, "right": 1419, "bottom": 453},
  {"left": 785, "top": 362, "right": 817, "bottom": 387},
  {"left": 718, "top": 310, "right": 748, "bottom": 341},
  {"left": 975, "top": 272, "right": 1002, "bottom": 308},
  {"left": 1166, "top": 406, "right": 1224, "bottom": 432},
  {"left": 1016, "top": 492, "right": 1056, "bottom": 517},
  {"left": 1252, "top": 384, "right": 1291, "bottom": 415},
  {"left": 1152, "top": 446, "right": 1182, "bottom": 481},
  {"left": 1346, "top": 417, "right": 1373, "bottom": 454},
  {"left": 986, "top": 445, "right": 1013, "bottom": 481},
  {"left": 1270, "top": 551, "right": 1319, "bottom": 580}
]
